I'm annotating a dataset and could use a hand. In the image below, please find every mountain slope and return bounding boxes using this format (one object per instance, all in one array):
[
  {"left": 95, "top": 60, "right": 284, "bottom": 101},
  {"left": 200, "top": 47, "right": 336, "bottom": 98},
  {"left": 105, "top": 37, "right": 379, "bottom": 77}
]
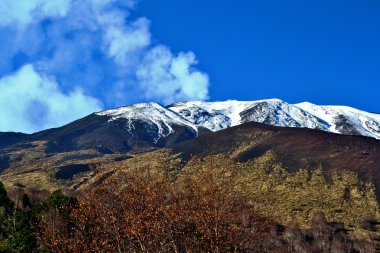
[
  {"left": 171, "top": 122, "right": 380, "bottom": 184},
  {"left": 0, "top": 132, "right": 28, "bottom": 149},
  {"left": 83, "top": 121, "right": 380, "bottom": 241}
]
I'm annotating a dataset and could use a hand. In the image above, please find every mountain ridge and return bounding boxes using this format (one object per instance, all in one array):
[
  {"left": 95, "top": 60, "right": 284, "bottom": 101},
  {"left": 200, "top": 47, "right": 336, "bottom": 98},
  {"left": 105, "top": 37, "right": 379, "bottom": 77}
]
[
  {"left": 1, "top": 99, "right": 379, "bottom": 156},
  {"left": 168, "top": 99, "right": 380, "bottom": 139}
]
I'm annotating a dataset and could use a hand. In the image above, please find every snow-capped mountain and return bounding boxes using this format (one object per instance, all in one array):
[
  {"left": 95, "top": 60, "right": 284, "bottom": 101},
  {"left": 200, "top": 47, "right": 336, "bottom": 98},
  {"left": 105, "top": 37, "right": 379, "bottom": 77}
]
[
  {"left": 0, "top": 98, "right": 379, "bottom": 158},
  {"left": 29, "top": 102, "right": 202, "bottom": 154},
  {"left": 93, "top": 99, "right": 380, "bottom": 142},
  {"left": 168, "top": 99, "right": 380, "bottom": 139}
]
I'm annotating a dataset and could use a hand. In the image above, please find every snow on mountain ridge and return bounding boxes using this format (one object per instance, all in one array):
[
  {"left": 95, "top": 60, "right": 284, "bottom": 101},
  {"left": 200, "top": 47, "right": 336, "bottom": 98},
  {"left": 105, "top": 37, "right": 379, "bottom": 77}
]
[
  {"left": 296, "top": 102, "right": 380, "bottom": 138},
  {"left": 96, "top": 100, "right": 380, "bottom": 140},
  {"left": 170, "top": 99, "right": 380, "bottom": 139},
  {"left": 168, "top": 99, "right": 330, "bottom": 132},
  {"left": 168, "top": 100, "right": 261, "bottom": 130}
]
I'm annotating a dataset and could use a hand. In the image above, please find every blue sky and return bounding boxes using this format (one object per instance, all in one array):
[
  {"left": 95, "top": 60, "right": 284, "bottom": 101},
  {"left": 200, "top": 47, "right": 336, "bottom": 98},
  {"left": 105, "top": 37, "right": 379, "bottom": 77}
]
[
  {"left": 0, "top": 0, "right": 379, "bottom": 133},
  {"left": 135, "top": 0, "right": 380, "bottom": 112}
]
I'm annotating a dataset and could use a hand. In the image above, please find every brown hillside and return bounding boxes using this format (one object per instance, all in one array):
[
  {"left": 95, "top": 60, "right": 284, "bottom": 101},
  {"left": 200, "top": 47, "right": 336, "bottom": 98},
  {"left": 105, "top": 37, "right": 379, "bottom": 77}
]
[{"left": 171, "top": 122, "right": 380, "bottom": 194}]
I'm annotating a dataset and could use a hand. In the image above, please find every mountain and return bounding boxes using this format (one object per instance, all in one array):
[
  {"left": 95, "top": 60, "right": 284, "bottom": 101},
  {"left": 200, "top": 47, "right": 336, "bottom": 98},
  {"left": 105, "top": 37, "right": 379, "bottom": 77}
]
[
  {"left": 2, "top": 112, "right": 380, "bottom": 193},
  {"left": 168, "top": 99, "right": 380, "bottom": 139},
  {"left": 0, "top": 99, "right": 378, "bottom": 157},
  {"left": 0, "top": 98, "right": 378, "bottom": 170},
  {"left": 33, "top": 102, "right": 206, "bottom": 154},
  {"left": 1, "top": 100, "right": 379, "bottom": 250},
  {"left": 0, "top": 103, "right": 208, "bottom": 155},
  {"left": 81, "top": 121, "right": 380, "bottom": 241},
  {"left": 1, "top": 102, "right": 380, "bottom": 243}
]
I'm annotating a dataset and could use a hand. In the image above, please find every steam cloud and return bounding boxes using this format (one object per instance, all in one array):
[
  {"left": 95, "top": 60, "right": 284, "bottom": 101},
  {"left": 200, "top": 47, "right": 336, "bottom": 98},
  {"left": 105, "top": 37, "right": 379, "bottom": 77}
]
[
  {"left": 137, "top": 46, "right": 209, "bottom": 105},
  {"left": 0, "top": 0, "right": 210, "bottom": 133},
  {"left": 0, "top": 65, "right": 102, "bottom": 133}
]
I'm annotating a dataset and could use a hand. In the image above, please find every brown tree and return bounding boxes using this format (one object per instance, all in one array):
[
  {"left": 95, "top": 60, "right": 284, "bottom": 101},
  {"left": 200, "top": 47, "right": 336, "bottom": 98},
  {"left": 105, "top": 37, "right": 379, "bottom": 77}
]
[{"left": 38, "top": 168, "right": 280, "bottom": 252}]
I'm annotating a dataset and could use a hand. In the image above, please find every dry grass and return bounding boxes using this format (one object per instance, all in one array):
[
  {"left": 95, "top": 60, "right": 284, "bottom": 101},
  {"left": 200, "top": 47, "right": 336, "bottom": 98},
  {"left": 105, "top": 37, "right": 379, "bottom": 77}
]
[
  {"left": 0, "top": 141, "right": 132, "bottom": 192},
  {"left": 1, "top": 139, "right": 379, "bottom": 241},
  {"left": 91, "top": 150, "right": 380, "bottom": 240}
]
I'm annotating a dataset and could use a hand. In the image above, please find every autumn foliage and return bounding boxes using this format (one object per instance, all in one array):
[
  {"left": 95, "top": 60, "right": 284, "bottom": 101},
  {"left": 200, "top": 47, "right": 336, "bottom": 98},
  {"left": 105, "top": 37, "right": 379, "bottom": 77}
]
[
  {"left": 0, "top": 165, "right": 375, "bottom": 252},
  {"left": 38, "top": 168, "right": 279, "bottom": 252}
]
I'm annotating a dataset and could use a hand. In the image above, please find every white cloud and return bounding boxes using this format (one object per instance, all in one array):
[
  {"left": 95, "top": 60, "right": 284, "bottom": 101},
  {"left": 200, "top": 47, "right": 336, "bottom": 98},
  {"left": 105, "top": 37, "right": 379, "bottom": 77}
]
[
  {"left": 104, "top": 17, "right": 151, "bottom": 66},
  {"left": 137, "top": 46, "right": 210, "bottom": 104},
  {"left": 0, "top": 64, "right": 102, "bottom": 133},
  {"left": 0, "top": 0, "right": 71, "bottom": 28},
  {"left": 0, "top": 0, "right": 211, "bottom": 132}
]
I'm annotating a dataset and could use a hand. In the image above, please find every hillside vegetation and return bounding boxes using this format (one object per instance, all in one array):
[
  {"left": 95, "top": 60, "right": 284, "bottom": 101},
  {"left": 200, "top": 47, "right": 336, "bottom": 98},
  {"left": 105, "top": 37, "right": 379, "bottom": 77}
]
[
  {"left": 0, "top": 122, "right": 380, "bottom": 251},
  {"left": 91, "top": 149, "right": 379, "bottom": 242},
  {"left": 0, "top": 149, "right": 378, "bottom": 252}
]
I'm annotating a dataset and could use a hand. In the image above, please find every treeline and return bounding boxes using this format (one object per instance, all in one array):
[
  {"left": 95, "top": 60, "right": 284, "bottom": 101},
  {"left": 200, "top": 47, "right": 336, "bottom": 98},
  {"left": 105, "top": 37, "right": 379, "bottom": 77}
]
[{"left": 0, "top": 167, "right": 377, "bottom": 252}]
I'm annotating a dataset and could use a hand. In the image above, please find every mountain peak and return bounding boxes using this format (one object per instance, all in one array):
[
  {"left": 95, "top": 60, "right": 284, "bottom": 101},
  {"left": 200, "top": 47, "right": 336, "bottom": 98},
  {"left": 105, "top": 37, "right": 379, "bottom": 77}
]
[{"left": 96, "top": 101, "right": 199, "bottom": 144}]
